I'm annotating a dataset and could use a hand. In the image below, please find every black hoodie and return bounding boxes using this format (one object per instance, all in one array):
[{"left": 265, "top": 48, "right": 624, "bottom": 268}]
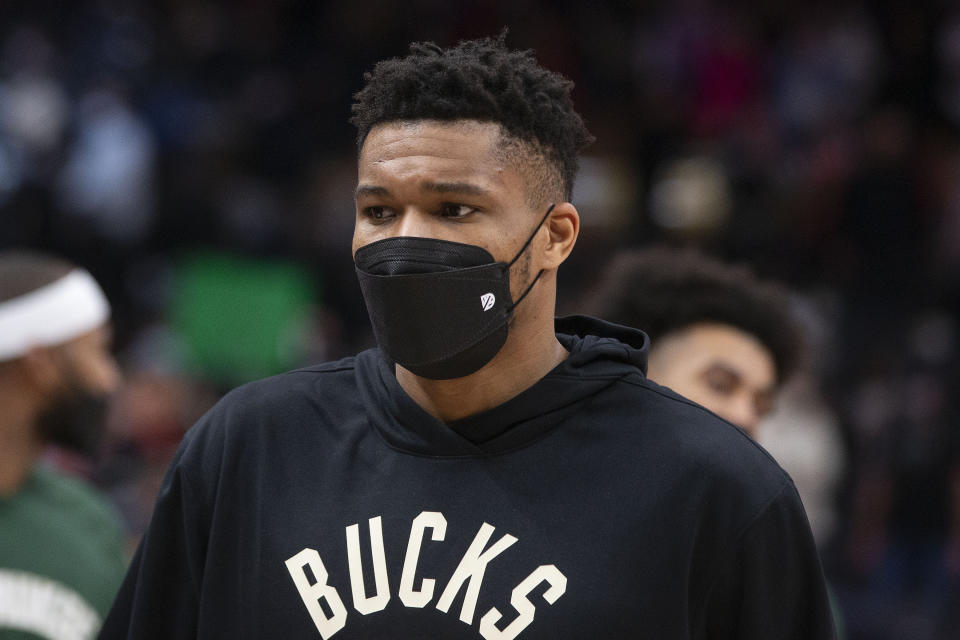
[{"left": 101, "top": 316, "right": 835, "bottom": 639}]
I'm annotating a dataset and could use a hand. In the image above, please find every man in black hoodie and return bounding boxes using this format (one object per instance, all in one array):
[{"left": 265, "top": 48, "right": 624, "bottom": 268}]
[{"left": 102, "top": 35, "right": 836, "bottom": 639}]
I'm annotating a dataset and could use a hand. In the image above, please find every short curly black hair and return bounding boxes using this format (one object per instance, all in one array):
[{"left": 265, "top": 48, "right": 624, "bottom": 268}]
[
  {"left": 585, "top": 247, "right": 802, "bottom": 384},
  {"left": 350, "top": 33, "right": 594, "bottom": 201}
]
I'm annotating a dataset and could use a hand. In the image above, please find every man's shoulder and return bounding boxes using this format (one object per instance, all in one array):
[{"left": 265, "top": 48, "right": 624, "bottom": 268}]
[
  {"left": 612, "top": 374, "right": 794, "bottom": 498},
  {"left": 176, "top": 355, "right": 364, "bottom": 456},
  {"left": 217, "top": 355, "right": 360, "bottom": 411}
]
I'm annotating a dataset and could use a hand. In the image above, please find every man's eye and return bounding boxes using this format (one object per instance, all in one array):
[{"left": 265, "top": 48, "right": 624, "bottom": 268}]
[
  {"left": 703, "top": 368, "right": 738, "bottom": 395},
  {"left": 440, "top": 204, "right": 475, "bottom": 218},
  {"left": 364, "top": 206, "right": 393, "bottom": 220}
]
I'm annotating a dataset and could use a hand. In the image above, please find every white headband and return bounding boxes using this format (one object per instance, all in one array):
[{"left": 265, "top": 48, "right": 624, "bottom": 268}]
[{"left": 0, "top": 269, "right": 110, "bottom": 360}]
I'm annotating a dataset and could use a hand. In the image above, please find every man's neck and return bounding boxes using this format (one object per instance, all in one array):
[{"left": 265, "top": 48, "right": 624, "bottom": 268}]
[{"left": 396, "top": 309, "right": 567, "bottom": 423}]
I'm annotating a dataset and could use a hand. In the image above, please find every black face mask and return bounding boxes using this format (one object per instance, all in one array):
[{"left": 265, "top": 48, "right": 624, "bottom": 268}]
[
  {"left": 36, "top": 385, "right": 110, "bottom": 457},
  {"left": 355, "top": 204, "right": 554, "bottom": 380}
]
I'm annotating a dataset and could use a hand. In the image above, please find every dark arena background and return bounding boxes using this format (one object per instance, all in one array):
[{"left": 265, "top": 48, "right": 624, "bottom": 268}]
[{"left": 1, "top": 1, "right": 959, "bottom": 637}]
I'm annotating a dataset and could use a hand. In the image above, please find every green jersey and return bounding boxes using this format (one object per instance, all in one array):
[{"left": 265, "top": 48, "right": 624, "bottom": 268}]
[{"left": 0, "top": 466, "right": 127, "bottom": 640}]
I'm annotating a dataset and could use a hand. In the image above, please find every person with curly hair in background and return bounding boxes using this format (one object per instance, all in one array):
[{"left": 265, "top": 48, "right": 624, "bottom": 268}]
[{"left": 585, "top": 246, "right": 802, "bottom": 439}]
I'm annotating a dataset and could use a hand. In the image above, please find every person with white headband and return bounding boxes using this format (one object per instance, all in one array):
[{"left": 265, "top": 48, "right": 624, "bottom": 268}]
[{"left": 0, "top": 250, "right": 127, "bottom": 640}]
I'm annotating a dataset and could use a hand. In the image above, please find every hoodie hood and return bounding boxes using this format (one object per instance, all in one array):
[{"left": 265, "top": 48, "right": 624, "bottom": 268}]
[
  {"left": 553, "top": 315, "right": 648, "bottom": 374},
  {"left": 354, "top": 315, "right": 649, "bottom": 457}
]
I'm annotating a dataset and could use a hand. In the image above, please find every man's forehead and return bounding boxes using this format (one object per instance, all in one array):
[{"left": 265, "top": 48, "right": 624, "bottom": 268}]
[
  {"left": 357, "top": 120, "right": 557, "bottom": 206},
  {"left": 659, "top": 323, "right": 777, "bottom": 374},
  {"left": 356, "top": 121, "right": 519, "bottom": 187},
  {"left": 361, "top": 119, "right": 505, "bottom": 153}
]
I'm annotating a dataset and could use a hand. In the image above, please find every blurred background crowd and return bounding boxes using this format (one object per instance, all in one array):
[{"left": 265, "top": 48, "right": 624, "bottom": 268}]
[{"left": 1, "top": 0, "right": 959, "bottom": 637}]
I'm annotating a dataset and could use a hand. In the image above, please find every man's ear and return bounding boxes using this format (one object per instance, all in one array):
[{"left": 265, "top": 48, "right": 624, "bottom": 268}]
[
  {"left": 19, "top": 346, "right": 63, "bottom": 394},
  {"left": 540, "top": 202, "right": 579, "bottom": 270}
]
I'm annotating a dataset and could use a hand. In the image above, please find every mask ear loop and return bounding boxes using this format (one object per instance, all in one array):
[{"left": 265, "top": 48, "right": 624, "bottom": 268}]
[
  {"left": 505, "top": 203, "right": 555, "bottom": 313},
  {"left": 507, "top": 203, "right": 556, "bottom": 268}
]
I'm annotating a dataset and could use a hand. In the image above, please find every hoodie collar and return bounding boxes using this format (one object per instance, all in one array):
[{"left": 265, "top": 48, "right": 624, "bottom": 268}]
[{"left": 354, "top": 315, "right": 648, "bottom": 457}]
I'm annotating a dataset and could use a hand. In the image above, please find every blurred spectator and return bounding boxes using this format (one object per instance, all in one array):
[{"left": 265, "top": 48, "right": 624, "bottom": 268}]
[
  {"left": 55, "top": 85, "right": 156, "bottom": 247},
  {"left": 97, "top": 366, "right": 218, "bottom": 550},
  {"left": 829, "top": 310, "right": 960, "bottom": 639},
  {"left": 0, "top": 250, "right": 126, "bottom": 639},
  {"left": 756, "top": 294, "right": 846, "bottom": 547},
  {"left": 759, "top": 372, "right": 846, "bottom": 545}
]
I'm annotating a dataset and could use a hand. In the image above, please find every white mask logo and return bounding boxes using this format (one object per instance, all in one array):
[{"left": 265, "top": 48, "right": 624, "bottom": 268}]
[{"left": 480, "top": 293, "right": 496, "bottom": 311}]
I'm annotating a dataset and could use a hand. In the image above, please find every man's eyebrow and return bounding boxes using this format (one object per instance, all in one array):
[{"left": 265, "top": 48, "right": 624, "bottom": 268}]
[
  {"left": 421, "top": 181, "right": 490, "bottom": 197},
  {"left": 355, "top": 181, "right": 491, "bottom": 200},
  {"left": 355, "top": 184, "right": 390, "bottom": 200},
  {"left": 703, "top": 362, "right": 744, "bottom": 381},
  {"left": 704, "top": 361, "right": 777, "bottom": 394}
]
